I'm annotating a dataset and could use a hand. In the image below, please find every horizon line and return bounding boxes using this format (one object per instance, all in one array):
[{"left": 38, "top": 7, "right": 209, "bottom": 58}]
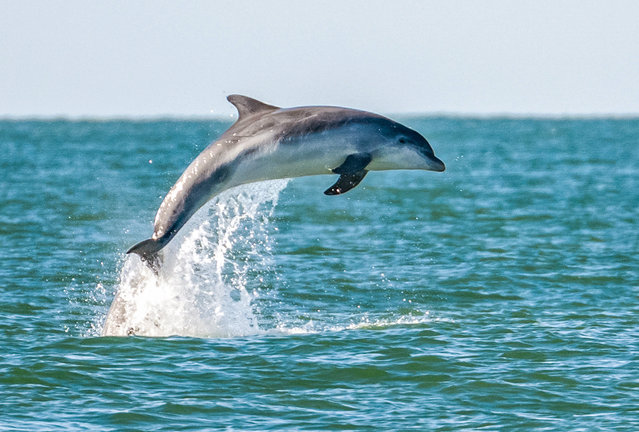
[{"left": 2, "top": 111, "right": 639, "bottom": 122}]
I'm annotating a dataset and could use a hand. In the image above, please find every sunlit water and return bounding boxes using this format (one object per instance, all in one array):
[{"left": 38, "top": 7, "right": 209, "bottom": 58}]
[{"left": 1, "top": 118, "right": 638, "bottom": 430}]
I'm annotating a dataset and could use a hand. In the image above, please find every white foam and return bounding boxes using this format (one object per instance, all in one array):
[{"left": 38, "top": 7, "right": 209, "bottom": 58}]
[
  {"left": 268, "top": 311, "right": 447, "bottom": 336},
  {"left": 101, "top": 180, "right": 288, "bottom": 337}
]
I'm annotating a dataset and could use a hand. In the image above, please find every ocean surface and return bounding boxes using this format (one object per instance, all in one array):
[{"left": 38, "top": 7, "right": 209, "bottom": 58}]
[{"left": 1, "top": 117, "right": 638, "bottom": 430}]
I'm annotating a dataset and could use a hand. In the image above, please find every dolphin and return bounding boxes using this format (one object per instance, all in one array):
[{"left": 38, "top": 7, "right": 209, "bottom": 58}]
[{"left": 127, "top": 95, "right": 445, "bottom": 269}]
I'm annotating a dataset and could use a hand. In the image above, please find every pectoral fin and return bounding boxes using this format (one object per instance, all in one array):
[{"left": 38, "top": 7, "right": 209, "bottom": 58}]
[
  {"left": 324, "top": 170, "right": 368, "bottom": 195},
  {"left": 324, "top": 153, "right": 372, "bottom": 195}
]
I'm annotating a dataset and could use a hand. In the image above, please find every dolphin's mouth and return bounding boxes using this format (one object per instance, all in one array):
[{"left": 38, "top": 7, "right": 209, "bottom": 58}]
[
  {"left": 422, "top": 152, "right": 445, "bottom": 172},
  {"left": 431, "top": 156, "right": 445, "bottom": 172}
]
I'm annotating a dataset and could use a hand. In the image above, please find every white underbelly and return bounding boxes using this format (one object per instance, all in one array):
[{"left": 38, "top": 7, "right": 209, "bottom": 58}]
[{"left": 232, "top": 140, "right": 354, "bottom": 185}]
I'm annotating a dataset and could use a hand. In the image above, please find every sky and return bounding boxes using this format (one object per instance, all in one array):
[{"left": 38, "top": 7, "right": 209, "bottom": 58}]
[{"left": 1, "top": 0, "right": 638, "bottom": 117}]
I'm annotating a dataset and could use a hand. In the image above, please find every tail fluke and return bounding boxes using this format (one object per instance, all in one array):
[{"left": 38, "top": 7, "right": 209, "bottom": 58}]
[{"left": 127, "top": 238, "right": 163, "bottom": 274}]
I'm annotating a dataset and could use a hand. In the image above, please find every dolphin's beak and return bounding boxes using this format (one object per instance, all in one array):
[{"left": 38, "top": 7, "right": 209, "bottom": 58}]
[
  {"left": 417, "top": 144, "right": 445, "bottom": 172},
  {"left": 430, "top": 155, "right": 446, "bottom": 172},
  {"left": 421, "top": 151, "right": 445, "bottom": 172}
]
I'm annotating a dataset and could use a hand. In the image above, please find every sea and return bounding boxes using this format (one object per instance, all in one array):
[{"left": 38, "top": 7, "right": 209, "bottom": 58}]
[{"left": 1, "top": 116, "right": 638, "bottom": 430}]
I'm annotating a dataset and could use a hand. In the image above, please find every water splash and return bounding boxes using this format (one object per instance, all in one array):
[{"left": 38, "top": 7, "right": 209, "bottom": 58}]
[{"left": 101, "top": 180, "right": 289, "bottom": 338}]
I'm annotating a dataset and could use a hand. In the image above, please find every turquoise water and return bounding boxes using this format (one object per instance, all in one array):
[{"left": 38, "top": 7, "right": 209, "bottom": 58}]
[{"left": 1, "top": 118, "right": 638, "bottom": 430}]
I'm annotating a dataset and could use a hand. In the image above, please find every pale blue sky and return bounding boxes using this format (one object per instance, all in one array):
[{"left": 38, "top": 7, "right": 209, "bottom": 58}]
[{"left": 2, "top": 0, "right": 638, "bottom": 117}]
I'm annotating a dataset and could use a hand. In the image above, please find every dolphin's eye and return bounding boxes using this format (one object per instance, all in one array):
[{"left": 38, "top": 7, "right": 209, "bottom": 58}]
[{"left": 398, "top": 138, "right": 406, "bottom": 144}]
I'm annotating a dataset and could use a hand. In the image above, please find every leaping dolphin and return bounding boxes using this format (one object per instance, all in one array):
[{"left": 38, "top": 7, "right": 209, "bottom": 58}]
[{"left": 127, "top": 95, "right": 445, "bottom": 269}]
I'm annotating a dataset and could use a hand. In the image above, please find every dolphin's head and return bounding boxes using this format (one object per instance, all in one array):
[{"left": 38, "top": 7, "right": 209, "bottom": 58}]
[{"left": 365, "top": 119, "right": 445, "bottom": 172}]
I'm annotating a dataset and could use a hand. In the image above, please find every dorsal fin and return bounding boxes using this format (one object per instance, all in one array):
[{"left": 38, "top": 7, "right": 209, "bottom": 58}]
[{"left": 227, "top": 95, "right": 279, "bottom": 120}]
